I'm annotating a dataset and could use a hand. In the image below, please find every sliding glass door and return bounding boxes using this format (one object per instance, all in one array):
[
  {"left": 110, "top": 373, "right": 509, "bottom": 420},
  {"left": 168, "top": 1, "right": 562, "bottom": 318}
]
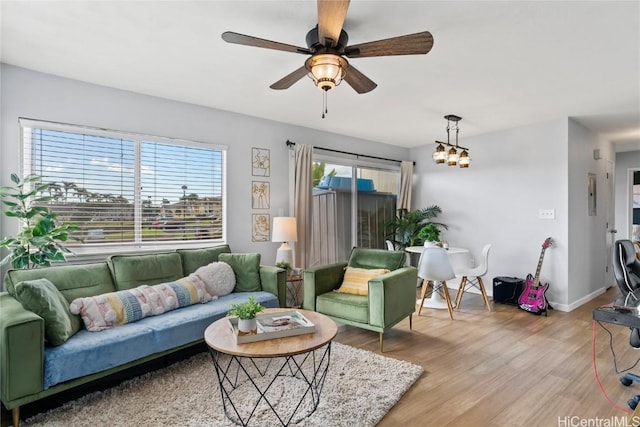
[{"left": 309, "top": 156, "right": 400, "bottom": 266}]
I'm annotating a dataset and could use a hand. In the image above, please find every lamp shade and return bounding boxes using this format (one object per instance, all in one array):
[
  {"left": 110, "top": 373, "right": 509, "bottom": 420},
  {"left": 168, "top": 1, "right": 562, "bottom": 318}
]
[{"left": 272, "top": 217, "right": 297, "bottom": 243}]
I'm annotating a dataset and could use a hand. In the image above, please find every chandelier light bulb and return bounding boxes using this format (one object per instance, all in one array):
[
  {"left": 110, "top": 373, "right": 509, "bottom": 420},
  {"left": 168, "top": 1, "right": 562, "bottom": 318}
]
[
  {"left": 458, "top": 150, "right": 470, "bottom": 168},
  {"left": 432, "top": 143, "right": 446, "bottom": 163},
  {"left": 447, "top": 147, "right": 458, "bottom": 166}
]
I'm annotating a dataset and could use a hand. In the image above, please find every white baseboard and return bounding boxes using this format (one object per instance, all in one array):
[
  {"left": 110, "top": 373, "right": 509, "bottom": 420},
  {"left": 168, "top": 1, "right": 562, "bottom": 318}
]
[
  {"left": 451, "top": 282, "right": 609, "bottom": 313},
  {"left": 549, "top": 286, "right": 608, "bottom": 312}
]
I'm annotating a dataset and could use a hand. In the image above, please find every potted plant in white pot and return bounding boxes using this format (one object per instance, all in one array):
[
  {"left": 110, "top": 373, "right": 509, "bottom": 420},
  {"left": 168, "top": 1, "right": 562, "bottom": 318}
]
[
  {"left": 384, "top": 206, "right": 447, "bottom": 249},
  {"left": 418, "top": 222, "right": 443, "bottom": 247},
  {"left": 227, "top": 295, "right": 265, "bottom": 334}
]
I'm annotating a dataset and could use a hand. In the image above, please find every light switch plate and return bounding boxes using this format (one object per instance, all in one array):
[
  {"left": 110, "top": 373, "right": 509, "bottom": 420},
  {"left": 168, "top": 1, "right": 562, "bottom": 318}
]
[{"left": 538, "top": 209, "right": 555, "bottom": 219}]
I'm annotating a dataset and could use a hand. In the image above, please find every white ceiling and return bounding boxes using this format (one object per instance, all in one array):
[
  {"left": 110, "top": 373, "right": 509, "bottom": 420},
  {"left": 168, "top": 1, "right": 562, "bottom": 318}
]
[{"left": 2, "top": 1, "right": 639, "bottom": 150}]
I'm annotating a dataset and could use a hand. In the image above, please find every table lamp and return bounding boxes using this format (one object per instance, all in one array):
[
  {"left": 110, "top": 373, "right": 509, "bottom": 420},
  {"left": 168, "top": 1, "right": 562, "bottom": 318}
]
[{"left": 272, "top": 216, "right": 297, "bottom": 265}]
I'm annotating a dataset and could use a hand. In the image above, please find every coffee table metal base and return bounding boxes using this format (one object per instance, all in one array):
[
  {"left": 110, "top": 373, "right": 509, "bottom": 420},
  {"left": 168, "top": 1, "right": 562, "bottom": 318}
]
[{"left": 208, "top": 343, "right": 332, "bottom": 426}]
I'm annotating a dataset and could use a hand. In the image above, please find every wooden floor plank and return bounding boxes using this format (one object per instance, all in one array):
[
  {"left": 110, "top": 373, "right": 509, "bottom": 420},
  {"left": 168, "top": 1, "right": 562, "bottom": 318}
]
[{"left": 334, "top": 286, "right": 638, "bottom": 426}]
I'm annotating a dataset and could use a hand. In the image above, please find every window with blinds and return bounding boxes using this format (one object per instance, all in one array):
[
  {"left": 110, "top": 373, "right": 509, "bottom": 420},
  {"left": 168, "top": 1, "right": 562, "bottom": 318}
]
[{"left": 20, "top": 119, "right": 226, "bottom": 247}]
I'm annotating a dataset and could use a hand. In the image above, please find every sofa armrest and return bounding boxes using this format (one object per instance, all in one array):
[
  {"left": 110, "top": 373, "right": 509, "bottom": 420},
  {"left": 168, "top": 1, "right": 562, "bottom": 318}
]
[
  {"left": 0, "top": 292, "right": 44, "bottom": 406},
  {"left": 303, "top": 262, "right": 348, "bottom": 311},
  {"left": 368, "top": 267, "right": 418, "bottom": 328},
  {"left": 259, "top": 265, "right": 287, "bottom": 307}
]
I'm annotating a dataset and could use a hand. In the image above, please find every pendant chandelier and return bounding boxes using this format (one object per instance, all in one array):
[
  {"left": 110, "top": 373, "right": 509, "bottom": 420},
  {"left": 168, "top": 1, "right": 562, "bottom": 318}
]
[{"left": 432, "top": 114, "right": 470, "bottom": 168}]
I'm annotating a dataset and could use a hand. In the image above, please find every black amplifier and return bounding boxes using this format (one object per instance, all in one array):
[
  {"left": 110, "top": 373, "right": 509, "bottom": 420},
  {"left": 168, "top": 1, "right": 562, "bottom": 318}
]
[{"left": 493, "top": 276, "right": 525, "bottom": 305}]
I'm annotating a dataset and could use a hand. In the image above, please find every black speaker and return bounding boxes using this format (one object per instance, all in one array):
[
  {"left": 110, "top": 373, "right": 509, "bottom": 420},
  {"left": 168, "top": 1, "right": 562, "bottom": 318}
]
[{"left": 493, "top": 276, "right": 524, "bottom": 305}]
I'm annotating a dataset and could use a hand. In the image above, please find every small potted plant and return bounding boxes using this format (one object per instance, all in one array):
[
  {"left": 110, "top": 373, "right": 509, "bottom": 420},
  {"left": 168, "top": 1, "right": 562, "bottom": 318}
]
[
  {"left": 275, "top": 260, "right": 293, "bottom": 278},
  {"left": 418, "top": 223, "right": 442, "bottom": 247},
  {"left": 227, "top": 295, "right": 264, "bottom": 334}
]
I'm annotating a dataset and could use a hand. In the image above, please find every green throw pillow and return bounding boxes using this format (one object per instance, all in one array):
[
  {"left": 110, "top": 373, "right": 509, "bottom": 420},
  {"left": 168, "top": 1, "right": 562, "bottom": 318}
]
[
  {"left": 218, "top": 253, "right": 261, "bottom": 292},
  {"left": 14, "top": 278, "right": 81, "bottom": 345}
]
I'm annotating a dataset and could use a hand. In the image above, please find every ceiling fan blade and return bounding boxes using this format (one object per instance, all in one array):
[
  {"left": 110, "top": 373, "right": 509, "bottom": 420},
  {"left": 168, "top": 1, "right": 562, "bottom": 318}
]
[
  {"left": 222, "top": 31, "right": 311, "bottom": 55},
  {"left": 270, "top": 66, "right": 309, "bottom": 90},
  {"left": 317, "top": 0, "right": 350, "bottom": 47},
  {"left": 345, "top": 31, "right": 433, "bottom": 58},
  {"left": 343, "top": 64, "right": 377, "bottom": 94}
]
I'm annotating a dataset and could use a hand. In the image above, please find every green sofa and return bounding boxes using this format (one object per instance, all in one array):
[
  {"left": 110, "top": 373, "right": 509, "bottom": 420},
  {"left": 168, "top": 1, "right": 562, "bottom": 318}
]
[
  {"left": 303, "top": 247, "right": 417, "bottom": 352},
  {"left": 0, "top": 244, "right": 286, "bottom": 427}
]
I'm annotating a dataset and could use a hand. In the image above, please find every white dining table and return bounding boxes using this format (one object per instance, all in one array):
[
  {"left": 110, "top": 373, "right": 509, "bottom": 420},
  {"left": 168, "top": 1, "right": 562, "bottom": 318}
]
[
  {"left": 405, "top": 246, "right": 469, "bottom": 256},
  {"left": 405, "top": 246, "right": 470, "bottom": 310}
]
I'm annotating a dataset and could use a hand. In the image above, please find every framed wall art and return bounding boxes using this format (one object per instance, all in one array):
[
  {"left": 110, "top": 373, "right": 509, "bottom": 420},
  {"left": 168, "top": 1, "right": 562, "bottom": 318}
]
[
  {"left": 252, "top": 213, "right": 270, "bottom": 242},
  {"left": 252, "top": 181, "right": 270, "bottom": 209},
  {"left": 252, "top": 147, "right": 270, "bottom": 177}
]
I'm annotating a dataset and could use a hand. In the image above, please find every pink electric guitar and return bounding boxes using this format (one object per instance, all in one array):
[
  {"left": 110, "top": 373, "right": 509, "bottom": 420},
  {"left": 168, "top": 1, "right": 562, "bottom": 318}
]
[{"left": 518, "top": 237, "right": 553, "bottom": 316}]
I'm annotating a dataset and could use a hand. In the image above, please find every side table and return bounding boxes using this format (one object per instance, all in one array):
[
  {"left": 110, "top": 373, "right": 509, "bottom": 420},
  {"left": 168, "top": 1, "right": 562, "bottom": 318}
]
[{"left": 286, "top": 274, "right": 303, "bottom": 308}]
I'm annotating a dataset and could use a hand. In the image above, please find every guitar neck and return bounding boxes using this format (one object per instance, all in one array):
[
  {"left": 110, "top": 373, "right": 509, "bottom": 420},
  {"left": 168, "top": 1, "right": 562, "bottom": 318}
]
[{"left": 532, "top": 250, "right": 547, "bottom": 287}]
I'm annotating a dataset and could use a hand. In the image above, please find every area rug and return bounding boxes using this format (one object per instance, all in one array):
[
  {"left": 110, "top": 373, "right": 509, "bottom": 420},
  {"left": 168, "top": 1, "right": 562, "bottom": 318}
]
[{"left": 23, "top": 342, "right": 423, "bottom": 427}]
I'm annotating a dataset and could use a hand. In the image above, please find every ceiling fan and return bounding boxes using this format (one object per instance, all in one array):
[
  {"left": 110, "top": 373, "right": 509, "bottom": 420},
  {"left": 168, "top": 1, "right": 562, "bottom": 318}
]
[{"left": 221, "top": 0, "right": 434, "bottom": 95}]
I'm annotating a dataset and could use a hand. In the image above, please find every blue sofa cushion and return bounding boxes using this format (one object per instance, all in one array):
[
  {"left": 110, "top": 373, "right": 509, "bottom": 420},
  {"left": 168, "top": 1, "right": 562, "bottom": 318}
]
[
  {"left": 43, "top": 322, "right": 156, "bottom": 389},
  {"left": 145, "top": 291, "right": 279, "bottom": 352},
  {"left": 43, "top": 291, "right": 279, "bottom": 389}
]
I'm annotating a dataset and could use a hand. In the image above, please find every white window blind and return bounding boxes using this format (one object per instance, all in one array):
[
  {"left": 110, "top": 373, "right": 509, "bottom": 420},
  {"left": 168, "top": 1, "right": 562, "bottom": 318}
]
[{"left": 20, "top": 118, "right": 226, "bottom": 247}]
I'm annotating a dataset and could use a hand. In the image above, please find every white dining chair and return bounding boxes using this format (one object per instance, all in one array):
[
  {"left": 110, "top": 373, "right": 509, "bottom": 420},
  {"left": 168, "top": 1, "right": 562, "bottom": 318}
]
[
  {"left": 454, "top": 244, "right": 492, "bottom": 312},
  {"left": 417, "top": 247, "right": 455, "bottom": 319}
]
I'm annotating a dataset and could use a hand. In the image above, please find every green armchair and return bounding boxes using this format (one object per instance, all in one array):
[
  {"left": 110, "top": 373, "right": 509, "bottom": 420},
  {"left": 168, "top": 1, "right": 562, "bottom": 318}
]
[{"left": 303, "top": 248, "right": 418, "bottom": 352}]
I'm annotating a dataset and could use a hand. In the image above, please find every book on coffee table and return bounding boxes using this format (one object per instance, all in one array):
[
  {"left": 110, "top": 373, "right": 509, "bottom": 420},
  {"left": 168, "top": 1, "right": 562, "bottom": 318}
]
[{"left": 228, "top": 310, "right": 316, "bottom": 344}]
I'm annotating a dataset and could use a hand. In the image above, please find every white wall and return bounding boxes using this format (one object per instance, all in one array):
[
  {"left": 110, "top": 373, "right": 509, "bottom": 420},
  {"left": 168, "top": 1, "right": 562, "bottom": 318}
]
[
  {"left": 410, "top": 118, "right": 612, "bottom": 310},
  {"left": 0, "top": 64, "right": 619, "bottom": 310},
  {"left": 0, "top": 64, "right": 410, "bottom": 265},
  {"left": 567, "top": 119, "right": 613, "bottom": 304},
  {"left": 615, "top": 151, "right": 640, "bottom": 240}
]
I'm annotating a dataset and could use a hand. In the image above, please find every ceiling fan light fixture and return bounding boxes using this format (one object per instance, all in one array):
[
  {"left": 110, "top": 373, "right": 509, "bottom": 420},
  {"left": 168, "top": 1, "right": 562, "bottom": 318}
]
[{"left": 305, "top": 54, "right": 348, "bottom": 91}]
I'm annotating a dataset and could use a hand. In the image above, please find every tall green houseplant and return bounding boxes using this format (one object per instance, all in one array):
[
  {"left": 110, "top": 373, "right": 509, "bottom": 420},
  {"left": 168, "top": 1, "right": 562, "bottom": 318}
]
[
  {"left": 0, "top": 173, "right": 79, "bottom": 269},
  {"left": 385, "top": 206, "right": 447, "bottom": 248}
]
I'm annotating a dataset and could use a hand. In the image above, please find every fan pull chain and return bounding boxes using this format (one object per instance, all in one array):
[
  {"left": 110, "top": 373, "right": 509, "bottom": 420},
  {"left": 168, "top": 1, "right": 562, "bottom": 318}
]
[
  {"left": 322, "top": 90, "right": 326, "bottom": 119},
  {"left": 322, "top": 89, "right": 329, "bottom": 119}
]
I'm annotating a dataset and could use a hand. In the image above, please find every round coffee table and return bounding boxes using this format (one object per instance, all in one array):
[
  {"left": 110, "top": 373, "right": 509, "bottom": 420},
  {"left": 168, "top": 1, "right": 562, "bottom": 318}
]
[{"left": 204, "top": 308, "right": 337, "bottom": 426}]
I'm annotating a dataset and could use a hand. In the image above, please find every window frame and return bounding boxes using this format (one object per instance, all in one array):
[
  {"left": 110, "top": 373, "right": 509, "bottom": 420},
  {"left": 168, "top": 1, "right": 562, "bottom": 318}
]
[{"left": 19, "top": 117, "right": 228, "bottom": 256}]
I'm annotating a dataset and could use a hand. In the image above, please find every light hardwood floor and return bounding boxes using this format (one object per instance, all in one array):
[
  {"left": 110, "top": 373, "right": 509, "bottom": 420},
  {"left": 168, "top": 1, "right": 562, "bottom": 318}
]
[{"left": 334, "top": 286, "right": 639, "bottom": 427}]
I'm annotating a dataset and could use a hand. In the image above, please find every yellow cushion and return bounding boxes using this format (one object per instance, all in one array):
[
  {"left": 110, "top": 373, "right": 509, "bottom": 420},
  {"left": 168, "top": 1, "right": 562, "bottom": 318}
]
[{"left": 336, "top": 267, "right": 390, "bottom": 296}]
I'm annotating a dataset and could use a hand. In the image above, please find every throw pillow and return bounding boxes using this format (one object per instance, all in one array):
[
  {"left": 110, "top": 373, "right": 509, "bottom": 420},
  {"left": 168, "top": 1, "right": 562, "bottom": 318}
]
[
  {"left": 14, "top": 278, "right": 81, "bottom": 345},
  {"left": 69, "top": 277, "right": 212, "bottom": 332},
  {"left": 218, "top": 253, "right": 262, "bottom": 292},
  {"left": 191, "top": 261, "right": 236, "bottom": 297},
  {"left": 335, "top": 267, "right": 391, "bottom": 296}
]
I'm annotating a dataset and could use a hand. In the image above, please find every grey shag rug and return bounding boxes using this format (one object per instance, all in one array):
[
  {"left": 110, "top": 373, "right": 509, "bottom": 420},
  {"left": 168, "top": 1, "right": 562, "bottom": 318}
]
[{"left": 24, "top": 342, "right": 423, "bottom": 427}]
